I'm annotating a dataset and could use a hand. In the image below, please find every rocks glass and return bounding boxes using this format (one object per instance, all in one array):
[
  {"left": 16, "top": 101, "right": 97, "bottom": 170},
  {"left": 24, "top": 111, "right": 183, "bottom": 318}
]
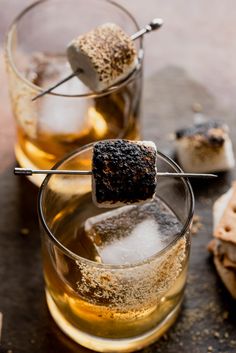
[
  {"left": 5, "top": 0, "right": 143, "bottom": 186},
  {"left": 38, "top": 142, "right": 194, "bottom": 352}
]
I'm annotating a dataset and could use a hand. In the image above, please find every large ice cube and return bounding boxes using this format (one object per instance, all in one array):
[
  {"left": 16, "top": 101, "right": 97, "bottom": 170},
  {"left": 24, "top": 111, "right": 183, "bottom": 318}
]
[
  {"left": 38, "top": 76, "right": 91, "bottom": 134},
  {"left": 84, "top": 198, "right": 182, "bottom": 265},
  {"left": 27, "top": 55, "right": 91, "bottom": 135}
]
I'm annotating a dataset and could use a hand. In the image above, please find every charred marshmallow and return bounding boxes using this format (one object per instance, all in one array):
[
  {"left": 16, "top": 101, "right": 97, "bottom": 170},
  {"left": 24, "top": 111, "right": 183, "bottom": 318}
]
[
  {"left": 92, "top": 140, "right": 157, "bottom": 208},
  {"left": 175, "top": 121, "right": 235, "bottom": 173}
]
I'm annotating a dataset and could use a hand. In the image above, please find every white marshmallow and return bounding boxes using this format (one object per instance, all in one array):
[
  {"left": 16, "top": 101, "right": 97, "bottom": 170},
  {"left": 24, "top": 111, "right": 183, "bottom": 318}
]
[{"left": 67, "top": 23, "right": 138, "bottom": 92}]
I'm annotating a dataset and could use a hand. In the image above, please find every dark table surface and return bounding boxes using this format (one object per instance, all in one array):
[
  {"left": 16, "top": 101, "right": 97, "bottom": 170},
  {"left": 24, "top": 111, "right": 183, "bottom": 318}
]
[{"left": 1, "top": 1, "right": 236, "bottom": 353}]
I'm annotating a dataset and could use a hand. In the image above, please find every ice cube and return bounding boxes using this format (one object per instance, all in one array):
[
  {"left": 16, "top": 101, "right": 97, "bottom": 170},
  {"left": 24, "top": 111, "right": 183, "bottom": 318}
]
[
  {"left": 38, "top": 76, "right": 91, "bottom": 134},
  {"left": 32, "top": 56, "right": 91, "bottom": 135},
  {"left": 97, "top": 218, "right": 163, "bottom": 264},
  {"left": 84, "top": 198, "right": 181, "bottom": 265}
]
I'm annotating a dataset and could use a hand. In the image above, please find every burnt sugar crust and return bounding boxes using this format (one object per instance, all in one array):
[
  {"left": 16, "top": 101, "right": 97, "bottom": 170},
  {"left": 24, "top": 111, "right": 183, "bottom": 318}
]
[
  {"left": 92, "top": 140, "right": 157, "bottom": 207},
  {"left": 175, "top": 121, "right": 228, "bottom": 147}
]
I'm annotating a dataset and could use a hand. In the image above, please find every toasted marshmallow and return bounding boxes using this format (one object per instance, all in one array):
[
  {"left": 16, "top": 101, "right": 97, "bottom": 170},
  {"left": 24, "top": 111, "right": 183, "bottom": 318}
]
[
  {"left": 67, "top": 23, "right": 138, "bottom": 92},
  {"left": 92, "top": 140, "right": 157, "bottom": 208},
  {"left": 175, "top": 121, "right": 235, "bottom": 173}
]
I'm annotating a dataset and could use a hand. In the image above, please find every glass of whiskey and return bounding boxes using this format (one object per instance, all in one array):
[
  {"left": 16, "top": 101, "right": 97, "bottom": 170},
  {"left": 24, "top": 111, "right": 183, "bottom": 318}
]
[
  {"left": 38, "top": 142, "right": 194, "bottom": 352},
  {"left": 5, "top": 0, "right": 143, "bottom": 186}
]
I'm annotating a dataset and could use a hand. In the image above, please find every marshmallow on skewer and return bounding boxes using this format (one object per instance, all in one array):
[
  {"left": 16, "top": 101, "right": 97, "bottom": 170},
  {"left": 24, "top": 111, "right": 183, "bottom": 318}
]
[
  {"left": 92, "top": 140, "right": 157, "bottom": 208},
  {"left": 67, "top": 23, "right": 138, "bottom": 92},
  {"left": 175, "top": 121, "right": 235, "bottom": 173}
]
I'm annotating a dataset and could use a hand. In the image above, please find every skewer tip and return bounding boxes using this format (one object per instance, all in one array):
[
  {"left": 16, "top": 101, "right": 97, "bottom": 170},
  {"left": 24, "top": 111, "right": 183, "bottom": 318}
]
[
  {"left": 14, "top": 168, "right": 32, "bottom": 176},
  {"left": 32, "top": 91, "right": 46, "bottom": 101}
]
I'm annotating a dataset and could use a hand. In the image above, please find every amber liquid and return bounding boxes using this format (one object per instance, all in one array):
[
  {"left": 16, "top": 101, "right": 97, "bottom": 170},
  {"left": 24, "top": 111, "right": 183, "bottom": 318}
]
[
  {"left": 11, "top": 53, "right": 141, "bottom": 185},
  {"left": 42, "top": 196, "right": 189, "bottom": 352}
]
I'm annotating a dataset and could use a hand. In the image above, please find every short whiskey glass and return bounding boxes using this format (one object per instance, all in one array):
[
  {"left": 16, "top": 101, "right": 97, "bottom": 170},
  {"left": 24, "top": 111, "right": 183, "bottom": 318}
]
[
  {"left": 38, "top": 142, "right": 194, "bottom": 352},
  {"left": 5, "top": 0, "right": 143, "bottom": 186}
]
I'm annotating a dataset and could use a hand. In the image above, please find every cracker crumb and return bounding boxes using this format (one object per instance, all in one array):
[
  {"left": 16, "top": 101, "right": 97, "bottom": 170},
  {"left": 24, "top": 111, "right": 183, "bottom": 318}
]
[
  {"left": 192, "top": 102, "right": 203, "bottom": 113},
  {"left": 207, "top": 346, "right": 213, "bottom": 352},
  {"left": 213, "top": 331, "right": 220, "bottom": 338},
  {"left": 20, "top": 228, "right": 29, "bottom": 235},
  {"left": 167, "top": 132, "right": 176, "bottom": 141},
  {"left": 230, "top": 340, "right": 236, "bottom": 347},
  {"left": 222, "top": 311, "right": 229, "bottom": 320},
  {"left": 191, "top": 215, "right": 203, "bottom": 235}
]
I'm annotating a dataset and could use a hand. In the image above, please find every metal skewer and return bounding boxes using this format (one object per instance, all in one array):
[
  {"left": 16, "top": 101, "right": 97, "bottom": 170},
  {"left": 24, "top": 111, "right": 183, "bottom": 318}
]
[
  {"left": 32, "top": 18, "right": 163, "bottom": 101},
  {"left": 14, "top": 168, "right": 217, "bottom": 179},
  {"left": 130, "top": 18, "right": 163, "bottom": 41},
  {"left": 31, "top": 69, "right": 83, "bottom": 101}
]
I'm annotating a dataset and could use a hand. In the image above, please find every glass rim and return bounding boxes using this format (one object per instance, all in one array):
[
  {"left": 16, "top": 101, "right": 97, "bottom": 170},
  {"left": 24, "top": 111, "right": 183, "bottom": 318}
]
[
  {"left": 5, "top": 0, "right": 144, "bottom": 99},
  {"left": 38, "top": 141, "right": 195, "bottom": 270}
]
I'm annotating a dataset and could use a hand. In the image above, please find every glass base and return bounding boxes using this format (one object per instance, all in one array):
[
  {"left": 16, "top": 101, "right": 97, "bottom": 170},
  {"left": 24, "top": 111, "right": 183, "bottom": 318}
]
[{"left": 46, "top": 290, "right": 182, "bottom": 353}]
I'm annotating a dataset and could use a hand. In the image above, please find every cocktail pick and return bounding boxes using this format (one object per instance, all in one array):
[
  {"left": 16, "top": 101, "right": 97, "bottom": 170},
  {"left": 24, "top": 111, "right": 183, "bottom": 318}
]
[
  {"left": 32, "top": 18, "right": 163, "bottom": 101},
  {"left": 14, "top": 167, "right": 217, "bottom": 179}
]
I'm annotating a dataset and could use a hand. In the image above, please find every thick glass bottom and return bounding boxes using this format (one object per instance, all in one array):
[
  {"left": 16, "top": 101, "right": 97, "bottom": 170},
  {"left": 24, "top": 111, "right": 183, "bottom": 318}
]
[{"left": 46, "top": 289, "right": 182, "bottom": 353}]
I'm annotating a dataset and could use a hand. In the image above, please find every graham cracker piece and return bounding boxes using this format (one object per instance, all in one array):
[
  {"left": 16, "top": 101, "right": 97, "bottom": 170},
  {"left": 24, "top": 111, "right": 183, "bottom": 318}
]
[
  {"left": 214, "top": 256, "right": 236, "bottom": 299},
  {"left": 207, "top": 239, "right": 217, "bottom": 253},
  {"left": 223, "top": 255, "right": 236, "bottom": 270},
  {"left": 208, "top": 239, "right": 236, "bottom": 298},
  {"left": 214, "top": 181, "right": 236, "bottom": 244}
]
